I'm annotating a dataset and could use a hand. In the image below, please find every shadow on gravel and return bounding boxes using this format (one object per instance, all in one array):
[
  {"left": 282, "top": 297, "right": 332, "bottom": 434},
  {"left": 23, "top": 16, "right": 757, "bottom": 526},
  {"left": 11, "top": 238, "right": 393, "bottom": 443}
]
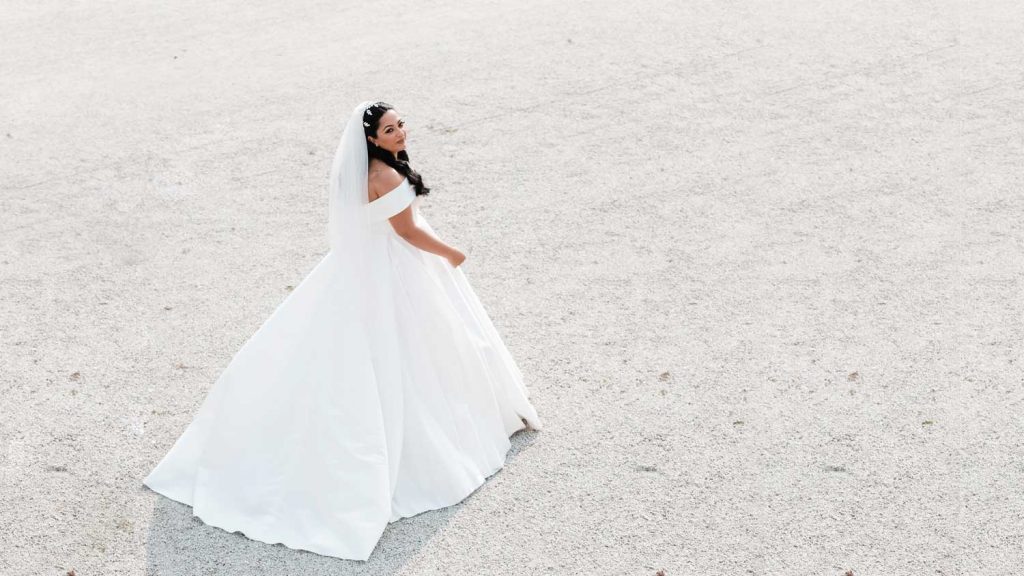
[{"left": 144, "top": 429, "right": 541, "bottom": 575}]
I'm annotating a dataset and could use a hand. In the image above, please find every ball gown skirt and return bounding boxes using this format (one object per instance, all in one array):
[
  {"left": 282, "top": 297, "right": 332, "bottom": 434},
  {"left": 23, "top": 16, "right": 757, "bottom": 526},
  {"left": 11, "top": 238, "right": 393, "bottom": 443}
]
[{"left": 142, "top": 178, "right": 543, "bottom": 561}]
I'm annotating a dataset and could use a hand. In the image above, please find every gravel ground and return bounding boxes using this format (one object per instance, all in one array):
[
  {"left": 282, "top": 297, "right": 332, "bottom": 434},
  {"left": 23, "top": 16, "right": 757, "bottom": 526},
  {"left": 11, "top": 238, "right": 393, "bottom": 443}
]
[{"left": 1, "top": 0, "right": 1022, "bottom": 574}]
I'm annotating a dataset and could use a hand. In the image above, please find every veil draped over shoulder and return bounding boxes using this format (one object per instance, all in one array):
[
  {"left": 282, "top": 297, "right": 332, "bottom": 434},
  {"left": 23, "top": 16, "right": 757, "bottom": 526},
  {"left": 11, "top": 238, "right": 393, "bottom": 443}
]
[{"left": 328, "top": 100, "right": 373, "bottom": 264}]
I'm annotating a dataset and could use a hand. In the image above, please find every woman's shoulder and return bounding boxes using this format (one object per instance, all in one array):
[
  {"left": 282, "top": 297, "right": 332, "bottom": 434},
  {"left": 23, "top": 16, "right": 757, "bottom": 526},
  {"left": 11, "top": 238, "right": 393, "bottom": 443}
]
[{"left": 368, "top": 164, "right": 404, "bottom": 201}]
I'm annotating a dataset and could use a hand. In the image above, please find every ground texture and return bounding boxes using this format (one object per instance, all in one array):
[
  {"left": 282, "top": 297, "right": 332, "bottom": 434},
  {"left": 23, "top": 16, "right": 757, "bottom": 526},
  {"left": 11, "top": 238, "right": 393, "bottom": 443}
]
[{"left": 1, "top": 0, "right": 1022, "bottom": 574}]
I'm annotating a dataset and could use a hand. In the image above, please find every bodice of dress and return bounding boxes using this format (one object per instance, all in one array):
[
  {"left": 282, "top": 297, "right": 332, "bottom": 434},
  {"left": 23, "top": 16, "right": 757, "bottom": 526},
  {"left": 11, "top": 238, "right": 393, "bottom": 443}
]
[{"left": 366, "top": 178, "right": 416, "bottom": 224}]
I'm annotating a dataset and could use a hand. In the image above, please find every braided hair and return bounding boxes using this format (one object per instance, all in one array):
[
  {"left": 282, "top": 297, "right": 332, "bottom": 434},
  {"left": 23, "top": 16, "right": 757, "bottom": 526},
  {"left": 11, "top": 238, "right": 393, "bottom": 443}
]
[{"left": 362, "top": 101, "right": 431, "bottom": 197}]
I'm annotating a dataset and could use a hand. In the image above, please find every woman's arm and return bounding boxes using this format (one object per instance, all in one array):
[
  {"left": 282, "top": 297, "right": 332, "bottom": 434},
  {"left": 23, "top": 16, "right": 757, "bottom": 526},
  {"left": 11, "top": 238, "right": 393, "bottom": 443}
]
[{"left": 388, "top": 206, "right": 465, "bottom": 266}]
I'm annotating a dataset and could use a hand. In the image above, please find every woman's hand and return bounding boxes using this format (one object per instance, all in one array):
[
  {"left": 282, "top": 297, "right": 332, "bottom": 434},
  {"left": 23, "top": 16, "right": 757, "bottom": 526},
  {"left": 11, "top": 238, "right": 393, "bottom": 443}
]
[{"left": 446, "top": 248, "right": 466, "bottom": 268}]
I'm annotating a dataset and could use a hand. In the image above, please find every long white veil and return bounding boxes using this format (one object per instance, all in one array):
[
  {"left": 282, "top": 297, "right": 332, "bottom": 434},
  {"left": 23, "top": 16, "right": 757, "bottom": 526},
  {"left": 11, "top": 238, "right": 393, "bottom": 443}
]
[
  {"left": 324, "top": 99, "right": 380, "bottom": 332},
  {"left": 328, "top": 100, "right": 374, "bottom": 264}
]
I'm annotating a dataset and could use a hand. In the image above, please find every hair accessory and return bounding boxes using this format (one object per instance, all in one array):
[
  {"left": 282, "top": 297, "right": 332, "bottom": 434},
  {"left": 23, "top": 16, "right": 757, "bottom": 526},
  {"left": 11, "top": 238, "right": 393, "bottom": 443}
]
[{"left": 362, "top": 121, "right": 370, "bottom": 127}]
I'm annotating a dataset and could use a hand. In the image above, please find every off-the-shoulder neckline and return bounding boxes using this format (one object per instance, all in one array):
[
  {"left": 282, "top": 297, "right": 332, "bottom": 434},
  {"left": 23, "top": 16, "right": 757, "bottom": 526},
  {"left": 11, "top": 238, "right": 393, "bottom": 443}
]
[{"left": 368, "top": 177, "right": 409, "bottom": 206}]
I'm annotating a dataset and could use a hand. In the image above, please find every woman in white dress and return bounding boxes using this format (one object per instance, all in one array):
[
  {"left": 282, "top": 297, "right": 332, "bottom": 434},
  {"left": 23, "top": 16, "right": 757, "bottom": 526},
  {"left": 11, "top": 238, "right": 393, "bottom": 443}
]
[{"left": 142, "top": 100, "right": 543, "bottom": 561}]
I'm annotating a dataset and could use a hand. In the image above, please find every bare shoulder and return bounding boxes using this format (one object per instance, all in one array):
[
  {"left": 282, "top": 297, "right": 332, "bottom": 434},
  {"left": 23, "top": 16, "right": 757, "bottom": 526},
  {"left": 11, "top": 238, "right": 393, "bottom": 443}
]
[{"left": 367, "top": 164, "right": 404, "bottom": 201}]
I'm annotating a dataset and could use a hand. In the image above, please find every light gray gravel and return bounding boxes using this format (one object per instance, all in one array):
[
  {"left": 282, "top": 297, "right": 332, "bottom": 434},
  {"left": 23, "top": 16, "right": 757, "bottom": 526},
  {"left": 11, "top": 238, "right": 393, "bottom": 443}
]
[{"left": 1, "top": 0, "right": 1022, "bottom": 574}]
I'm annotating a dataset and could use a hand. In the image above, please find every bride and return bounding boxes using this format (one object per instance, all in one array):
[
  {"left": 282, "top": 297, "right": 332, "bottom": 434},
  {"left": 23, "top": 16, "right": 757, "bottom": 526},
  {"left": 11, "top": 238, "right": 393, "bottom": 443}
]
[{"left": 142, "top": 100, "right": 543, "bottom": 561}]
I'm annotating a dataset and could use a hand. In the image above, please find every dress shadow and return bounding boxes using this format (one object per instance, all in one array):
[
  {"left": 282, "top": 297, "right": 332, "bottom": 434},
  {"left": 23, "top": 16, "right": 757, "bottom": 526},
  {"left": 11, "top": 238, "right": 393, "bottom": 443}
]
[{"left": 144, "top": 429, "right": 539, "bottom": 574}]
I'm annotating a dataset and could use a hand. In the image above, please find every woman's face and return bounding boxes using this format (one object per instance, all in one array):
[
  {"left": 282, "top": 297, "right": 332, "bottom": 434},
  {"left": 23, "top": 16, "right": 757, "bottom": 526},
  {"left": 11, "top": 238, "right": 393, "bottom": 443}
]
[{"left": 368, "top": 109, "right": 407, "bottom": 156}]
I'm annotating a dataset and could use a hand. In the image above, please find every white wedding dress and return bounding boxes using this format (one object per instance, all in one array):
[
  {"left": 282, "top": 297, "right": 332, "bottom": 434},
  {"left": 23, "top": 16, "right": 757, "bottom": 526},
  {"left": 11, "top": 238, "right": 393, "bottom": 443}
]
[{"left": 142, "top": 176, "right": 543, "bottom": 561}]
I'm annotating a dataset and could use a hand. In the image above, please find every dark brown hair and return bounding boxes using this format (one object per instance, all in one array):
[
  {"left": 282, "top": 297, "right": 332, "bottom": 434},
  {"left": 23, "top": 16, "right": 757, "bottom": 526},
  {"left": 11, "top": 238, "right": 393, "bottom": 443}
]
[{"left": 362, "top": 101, "right": 430, "bottom": 197}]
